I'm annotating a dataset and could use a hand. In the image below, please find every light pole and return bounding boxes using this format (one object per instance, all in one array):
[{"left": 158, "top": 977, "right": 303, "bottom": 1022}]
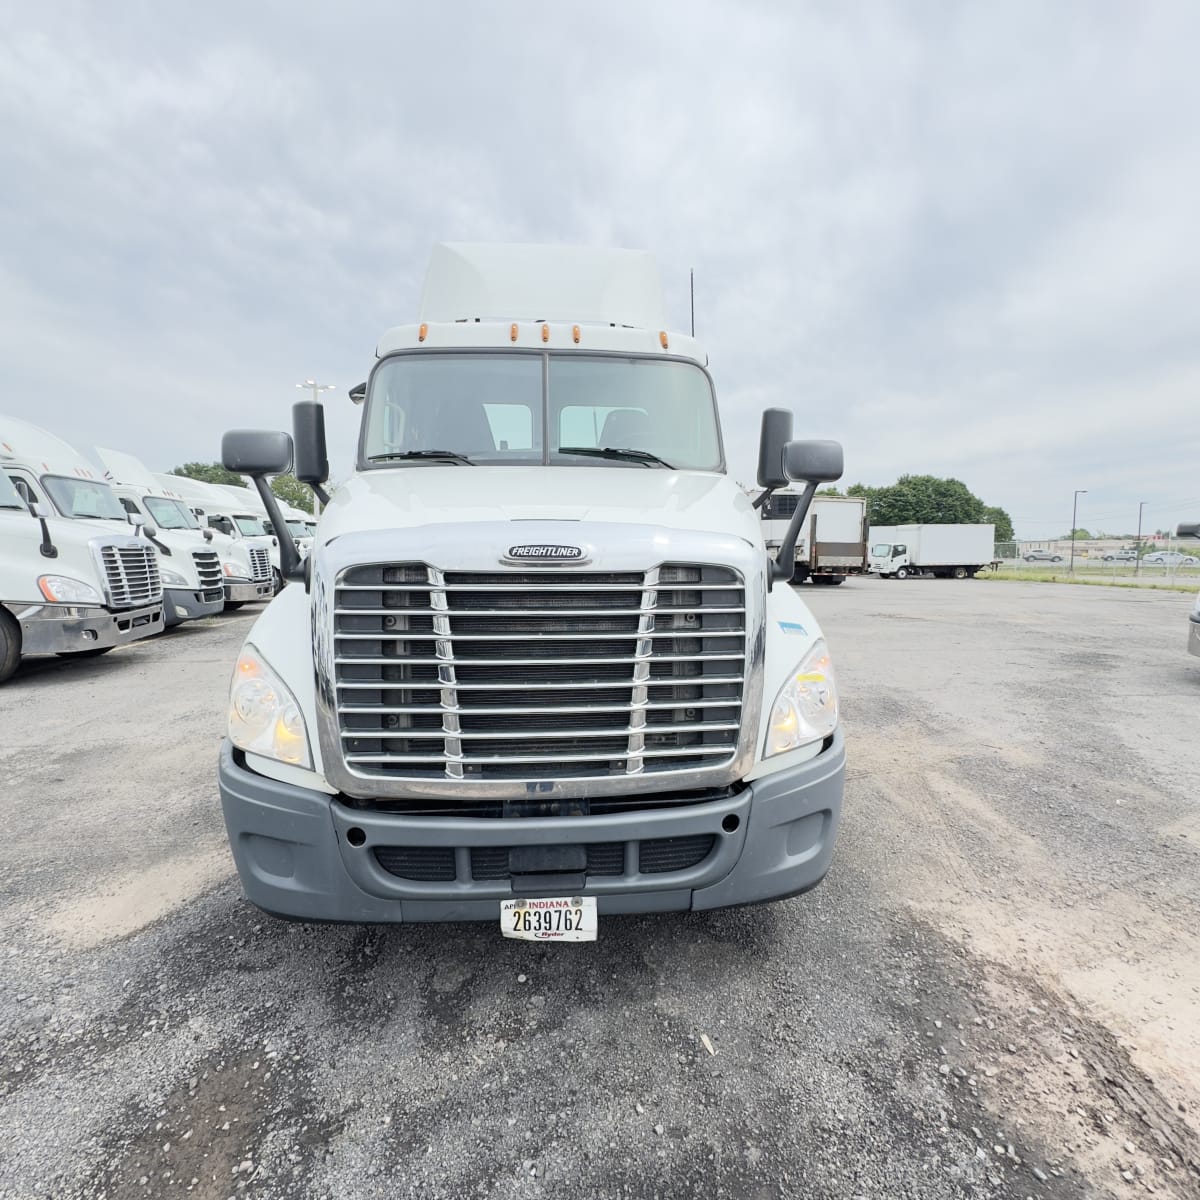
[
  {"left": 296, "top": 379, "right": 335, "bottom": 403},
  {"left": 1070, "top": 489, "right": 1087, "bottom": 572},
  {"left": 1135, "top": 501, "right": 1146, "bottom": 577}
]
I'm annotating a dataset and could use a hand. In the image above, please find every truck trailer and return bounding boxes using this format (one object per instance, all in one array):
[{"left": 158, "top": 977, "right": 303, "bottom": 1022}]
[
  {"left": 757, "top": 493, "right": 868, "bottom": 584},
  {"left": 869, "top": 523, "right": 995, "bottom": 579},
  {"left": 216, "top": 242, "right": 848, "bottom": 936}
]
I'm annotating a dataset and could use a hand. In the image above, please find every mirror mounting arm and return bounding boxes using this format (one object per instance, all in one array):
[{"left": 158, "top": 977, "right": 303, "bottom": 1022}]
[{"left": 768, "top": 481, "right": 819, "bottom": 591}]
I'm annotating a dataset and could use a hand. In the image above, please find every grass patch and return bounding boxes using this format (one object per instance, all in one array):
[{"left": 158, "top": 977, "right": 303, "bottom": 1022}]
[{"left": 982, "top": 569, "right": 1197, "bottom": 593}]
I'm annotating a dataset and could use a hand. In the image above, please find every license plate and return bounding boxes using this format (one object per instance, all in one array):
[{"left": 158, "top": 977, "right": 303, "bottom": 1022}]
[{"left": 500, "top": 896, "right": 597, "bottom": 942}]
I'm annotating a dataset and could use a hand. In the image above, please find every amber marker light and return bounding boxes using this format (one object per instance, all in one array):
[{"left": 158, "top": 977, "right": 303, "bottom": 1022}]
[
  {"left": 418, "top": 323, "right": 428, "bottom": 343},
  {"left": 541, "top": 324, "right": 550, "bottom": 343},
  {"left": 659, "top": 331, "right": 669, "bottom": 349},
  {"left": 511, "top": 323, "right": 519, "bottom": 342},
  {"left": 573, "top": 325, "right": 581, "bottom": 344}
]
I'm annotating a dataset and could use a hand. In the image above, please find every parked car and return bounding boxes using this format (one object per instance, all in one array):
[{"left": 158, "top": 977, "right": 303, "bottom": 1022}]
[
  {"left": 1023, "top": 549, "right": 1064, "bottom": 562},
  {"left": 1141, "top": 551, "right": 1198, "bottom": 566},
  {"left": 1101, "top": 548, "right": 1138, "bottom": 561}
]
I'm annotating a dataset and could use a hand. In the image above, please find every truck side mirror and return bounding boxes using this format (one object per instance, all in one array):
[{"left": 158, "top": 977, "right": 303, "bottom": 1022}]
[
  {"left": 783, "top": 439, "right": 843, "bottom": 483},
  {"left": 756, "top": 408, "right": 794, "bottom": 490},
  {"left": 221, "top": 429, "right": 303, "bottom": 583},
  {"left": 766, "top": 437, "right": 845, "bottom": 590},
  {"left": 1177, "top": 522, "right": 1200, "bottom": 540},
  {"left": 292, "top": 401, "right": 329, "bottom": 486},
  {"left": 222, "top": 430, "right": 293, "bottom": 476},
  {"left": 348, "top": 382, "right": 366, "bottom": 405}
]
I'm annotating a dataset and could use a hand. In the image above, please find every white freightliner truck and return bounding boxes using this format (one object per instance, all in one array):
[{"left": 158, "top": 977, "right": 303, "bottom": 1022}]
[
  {"left": 94, "top": 447, "right": 229, "bottom": 626},
  {"left": 755, "top": 493, "right": 868, "bottom": 585},
  {"left": 1, "top": 423, "right": 163, "bottom": 679},
  {"left": 869, "top": 523, "right": 996, "bottom": 579},
  {"left": 217, "top": 244, "right": 847, "bottom": 936},
  {"left": 216, "top": 483, "right": 313, "bottom": 560},
  {"left": 154, "top": 473, "right": 277, "bottom": 603}
]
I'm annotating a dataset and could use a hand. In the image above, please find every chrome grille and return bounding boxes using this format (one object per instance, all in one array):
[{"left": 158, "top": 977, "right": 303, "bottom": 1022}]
[
  {"left": 192, "top": 550, "right": 223, "bottom": 597},
  {"left": 333, "top": 563, "right": 747, "bottom": 781},
  {"left": 100, "top": 544, "right": 162, "bottom": 609},
  {"left": 247, "top": 547, "right": 271, "bottom": 583}
]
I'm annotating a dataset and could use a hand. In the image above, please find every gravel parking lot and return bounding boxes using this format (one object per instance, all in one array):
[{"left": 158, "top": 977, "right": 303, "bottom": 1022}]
[{"left": 1, "top": 578, "right": 1198, "bottom": 1200}]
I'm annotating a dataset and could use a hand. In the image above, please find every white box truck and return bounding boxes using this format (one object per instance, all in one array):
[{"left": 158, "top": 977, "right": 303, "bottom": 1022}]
[
  {"left": 757, "top": 493, "right": 867, "bottom": 585},
  {"left": 869, "top": 523, "right": 995, "bottom": 579},
  {"left": 1, "top": 423, "right": 163, "bottom": 679},
  {"left": 155, "top": 473, "right": 278, "bottom": 601},
  {"left": 215, "top": 242, "right": 847, "bottom": 934}
]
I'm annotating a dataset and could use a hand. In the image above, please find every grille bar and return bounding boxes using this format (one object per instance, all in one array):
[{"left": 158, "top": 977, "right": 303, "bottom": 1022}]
[
  {"left": 334, "top": 652, "right": 745, "bottom": 667},
  {"left": 341, "top": 699, "right": 743, "bottom": 716},
  {"left": 333, "top": 563, "right": 747, "bottom": 782},
  {"left": 336, "top": 674, "right": 746, "bottom": 692}
]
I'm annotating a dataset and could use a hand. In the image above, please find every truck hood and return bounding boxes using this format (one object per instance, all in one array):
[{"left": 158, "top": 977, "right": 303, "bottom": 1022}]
[{"left": 317, "top": 467, "right": 760, "bottom": 545}]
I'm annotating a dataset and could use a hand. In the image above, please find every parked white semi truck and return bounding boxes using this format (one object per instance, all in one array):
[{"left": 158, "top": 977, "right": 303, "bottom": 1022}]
[
  {"left": 1, "top": 423, "right": 163, "bottom": 679},
  {"left": 756, "top": 493, "right": 868, "bottom": 585},
  {"left": 869, "top": 523, "right": 995, "bottom": 579},
  {"left": 155, "top": 473, "right": 277, "bottom": 602},
  {"left": 216, "top": 483, "right": 313, "bottom": 560},
  {"left": 216, "top": 243, "right": 847, "bottom": 935},
  {"left": 94, "top": 447, "right": 229, "bottom": 626}
]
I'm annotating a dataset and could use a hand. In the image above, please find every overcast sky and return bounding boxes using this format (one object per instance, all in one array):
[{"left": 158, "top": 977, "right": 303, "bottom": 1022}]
[{"left": 3, "top": 2, "right": 1198, "bottom": 540}]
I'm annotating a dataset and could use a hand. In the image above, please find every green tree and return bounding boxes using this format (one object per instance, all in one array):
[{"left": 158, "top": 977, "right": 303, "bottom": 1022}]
[
  {"left": 172, "top": 462, "right": 244, "bottom": 487},
  {"left": 269, "top": 473, "right": 315, "bottom": 514},
  {"left": 816, "top": 486, "right": 844, "bottom": 497},
  {"left": 848, "top": 476, "right": 1012, "bottom": 539},
  {"left": 981, "top": 505, "right": 1014, "bottom": 543}
]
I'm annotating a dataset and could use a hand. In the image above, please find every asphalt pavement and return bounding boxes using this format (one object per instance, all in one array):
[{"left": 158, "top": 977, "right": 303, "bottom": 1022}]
[{"left": 1, "top": 577, "right": 1197, "bottom": 1199}]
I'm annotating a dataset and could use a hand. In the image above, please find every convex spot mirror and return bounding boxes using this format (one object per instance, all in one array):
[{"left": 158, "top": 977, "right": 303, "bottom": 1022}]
[
  {"left": 783, "top": 439, "right": 843, "bottom": 484},
  {"left": 222, "top": 430, "right": 293, "bottom": 477}
]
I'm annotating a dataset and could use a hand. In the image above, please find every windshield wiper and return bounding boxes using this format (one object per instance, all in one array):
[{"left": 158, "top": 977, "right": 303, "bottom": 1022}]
[
  {"left": 367, "top": 450, "right": 475, "bottom": 465},
  {"left": 558, "top": 446, "right": 674, "bottom": 469}
]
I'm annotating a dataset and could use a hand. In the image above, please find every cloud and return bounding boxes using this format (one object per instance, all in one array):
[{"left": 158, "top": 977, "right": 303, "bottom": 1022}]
[{"left": 1, "top": 1, "right": 1198, "bottom": 537}]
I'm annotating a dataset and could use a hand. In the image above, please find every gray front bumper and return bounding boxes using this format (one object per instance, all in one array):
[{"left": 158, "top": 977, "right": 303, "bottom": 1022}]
[
  {"left": 224, "top": 579, "right": 273, "bottom": 603},
  {"left": 217, "top": 730, "right": 845, "bottom": 923},
  {"left": 7, "top": 601, "right": 163, "bottom": 656},
  {"left": 163, "top": 587, "right": 225, "bottom": 627},
  {"left": 1189, "top": 615, "right": 1200, "bottom": 658}
]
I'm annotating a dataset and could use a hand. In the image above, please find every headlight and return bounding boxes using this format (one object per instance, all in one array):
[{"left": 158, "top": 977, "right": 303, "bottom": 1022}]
[
  {"left": 221, "top": 561, "right": 246, "bottom": 579},
  {"left": 765, "top": 638, "right": 838, "bottom": 757},
  {"left": 228, "top": 644, "right": 312, "bottom": 768},
  {"left": 159, "top": 566, "right": 189, "bottom": 587},
  {"left": 38, "top": 575, "right": 103, "bottom": 604}
]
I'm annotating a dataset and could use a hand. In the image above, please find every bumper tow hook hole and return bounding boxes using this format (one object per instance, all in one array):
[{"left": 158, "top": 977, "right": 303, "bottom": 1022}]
[
  {"left": 721, "top": 814, "right": 740, "bottom": 834},
  {"left": 346, "top": 827, "right": 367, "bottom": 848}
]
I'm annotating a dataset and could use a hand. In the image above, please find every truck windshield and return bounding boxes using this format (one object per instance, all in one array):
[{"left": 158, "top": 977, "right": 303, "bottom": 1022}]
[
  {"left": 234, "top": 515, "right": 267, "bottom": 536},
  {"left": 42, "top": 475, "right": 127, "bottom": 520},
  {"left": 871, "top": 544, "right": 891, "bottom": 556},
  {"left": 144, "top": 496, "right": 201, "bottom": 529},
  {"left": 286, "top": 520, "right": 308, "bottom": 538},
  {"left": 363, "top": 352, "right": 722, "bottom": 471},
  {"left": 0, "top": 471, "right": 25, "bottom": 509}
]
